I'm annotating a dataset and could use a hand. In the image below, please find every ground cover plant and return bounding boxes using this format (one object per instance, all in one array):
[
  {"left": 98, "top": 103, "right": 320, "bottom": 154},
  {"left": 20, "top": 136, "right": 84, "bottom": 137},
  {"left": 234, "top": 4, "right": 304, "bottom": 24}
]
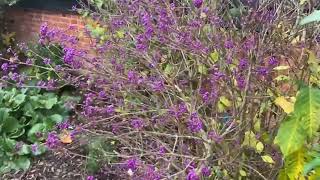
[{"left": 2, "top": 0, "right": 320, "bottom": 179}]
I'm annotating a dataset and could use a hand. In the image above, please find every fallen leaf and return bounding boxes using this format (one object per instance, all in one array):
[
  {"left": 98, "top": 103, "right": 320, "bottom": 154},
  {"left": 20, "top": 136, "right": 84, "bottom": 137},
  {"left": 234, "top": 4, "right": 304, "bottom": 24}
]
[
  {"left": 261, "top": 155, "right": 275, "bottom": 164},
  {"left": 274, "top": 96, "right": 294, "bottom": 114},
  {"left": 59, "top": 130, "right": 72, "bottom": 144}
]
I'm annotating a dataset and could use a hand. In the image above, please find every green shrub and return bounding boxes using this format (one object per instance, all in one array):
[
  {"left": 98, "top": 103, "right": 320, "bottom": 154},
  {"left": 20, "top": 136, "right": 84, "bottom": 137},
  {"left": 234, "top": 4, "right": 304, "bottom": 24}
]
[{"left": 0, "top": 87, "right": 72, "bottom": 173}]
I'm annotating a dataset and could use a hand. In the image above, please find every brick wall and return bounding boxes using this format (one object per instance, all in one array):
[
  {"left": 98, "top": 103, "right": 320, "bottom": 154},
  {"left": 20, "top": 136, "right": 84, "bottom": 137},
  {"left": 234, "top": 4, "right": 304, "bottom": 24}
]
[{"left": 4, "top": 8, "right": 92, "bottom": 49}]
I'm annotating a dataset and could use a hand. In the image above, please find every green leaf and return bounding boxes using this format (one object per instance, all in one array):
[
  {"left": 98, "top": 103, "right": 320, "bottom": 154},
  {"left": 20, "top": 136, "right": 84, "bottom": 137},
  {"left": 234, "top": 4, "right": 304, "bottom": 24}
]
[
  {"left": 209, "top": 51, "right": 219, "bottom": 63},
  {"left": 219, "top": 96, "right": 231, "bottom": 107},
  {"left": 294, "top": 87, "right": 320, "bottom": 138},
  {"left": 197, "top": 64, "right": 208, "bottom": 75},
  {"left": 274, "top": 115, "right": 307, "bottom": 157},
  {"left": 43, "top": 97, "right": 58, "bottom": 109},
  {"left": 115, "top": 30, "right": 125, "bottom": 38},
  {"left": 261, "top": 155, "right": 275, "bottom": 164},
  {"left": 8, "top": 128, "right": 25, "bottom": 139},
  {"left": 0, "top": 108, "right": 9, "bottom": 124},
  {"left": 299, "top": 10, "right": 320, "bottom": 26},
  {"left": 13, "top": 94, "right": 26, "bottom": 106},
  {"left": 92, "top": 0, "right": 104, "bottom": 9},
  {"left": 1, "top": 138, "right": 16, "bottom": 152},
  {"left": 218, "top": 96, "right": 232, "bottom": 112},
  {"left": 303, "top": 158, "right": 320, "bottom": 176},
  {"left": 14, "top": 156, "right": 30, "bottom": 171},
  {"left": 49, "top": 114, "right": 64, "bottom": 124},
  {"left": 27, "top": 123, "right": 45, "bottom": 142},
  {"left": 2, "top": 117, "right": 20, "bottom": 133},
  {"left": 278, "top": 169, "right": 290, "bottom": 180},
  {"left": 31, "top": 143, "right": 47, "bottom": 156},
  {"left": 17, "top": 144, "right": 31, "bottom": 156},
  {"left": 164, "top": 64, "right": 174, "bottom": 76}
]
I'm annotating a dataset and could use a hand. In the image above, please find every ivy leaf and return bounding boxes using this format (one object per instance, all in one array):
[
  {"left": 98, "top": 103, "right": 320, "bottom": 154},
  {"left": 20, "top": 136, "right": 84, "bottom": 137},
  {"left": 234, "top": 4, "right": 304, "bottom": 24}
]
[
  {"left": 274, "top": 115, "right": 307, "bottom": 157},
  {"left": 294, "top": 87, "right": 320, "bottom": 138},
  {"left": 274, "top": 96, "right": 294, "bottom": 114},
  {"left": 299, "top": 10, "right": 320, "bottom": 26},
  {"left": 261, "top": 155, "right": 275, "bottom": 164}
]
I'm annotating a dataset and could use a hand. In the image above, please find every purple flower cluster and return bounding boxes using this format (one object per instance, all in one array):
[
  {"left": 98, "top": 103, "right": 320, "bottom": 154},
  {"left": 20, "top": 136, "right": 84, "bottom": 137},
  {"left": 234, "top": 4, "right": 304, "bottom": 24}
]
[
  {"left": 169, "top": 102, "right": 188, "bottom": 119},
  {"left": 187, "top": 170, "right": 200, "bottom": 180},
  {"left": 188, "top": 113, "right": 203, "bottom": 133},
  {"left": 131, "top": 118, "right": 145, "bottom": 130},
  {"left": 46, "top": 132, "right": 59, "bottom": 149},
  {"left": 126, "top": 158, "right": 138, "bottom": 171},
  {"left": 193, "top": 0, "right": 203, "bottom": 8}
]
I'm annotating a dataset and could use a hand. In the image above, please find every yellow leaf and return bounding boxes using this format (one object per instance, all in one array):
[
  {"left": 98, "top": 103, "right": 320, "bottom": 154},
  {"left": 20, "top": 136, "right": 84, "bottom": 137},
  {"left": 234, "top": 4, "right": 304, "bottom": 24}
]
[
  {"left": 218, "top": 96, "right": 231, "bottom": 112},
  {"left": 242, "top": 131, "right": 257, "bottom": 148},
  {"left": 300, "top": 0, "right": 308, "bottom": 5},
  {"left": 200, "top": 12, "right": 207, "bottom": 19},
  {"left": 209, "top": 51, "right": 219, "bottom": 63},
  {"left": 274, "top": 96, "right": 294, "bottom": 114},
  {"left": 239, "top": 169, "right": 247, "bottom": 176},
  {"left": 291, "top": 35, "right": 301, "bottom": 44},
  {"left": 285, "top": 149, "right": 305, "bottom": 179},
  {"left": 256, "top": 142, "right": 264, "bottom": 154},
  {"left": 254, "top": 118, "right": 261, "bottom": 132},
  {"left": 198, "top": 64, "right": 208, "bottom": 75},
  {"left": 261, "top": 155, "right": 275, "bottom": 164},
  {"left": 219, "top": 96, "right": 231, "bottom": 107},
  {"left": 116, "top": 30, "right": 125, "bottom": 38},
  {"left": 273, "top": 66, "right": 290, "bottom": 71},
  {"left": 59, "top": 130, "right": 72, "bottom": 144}
]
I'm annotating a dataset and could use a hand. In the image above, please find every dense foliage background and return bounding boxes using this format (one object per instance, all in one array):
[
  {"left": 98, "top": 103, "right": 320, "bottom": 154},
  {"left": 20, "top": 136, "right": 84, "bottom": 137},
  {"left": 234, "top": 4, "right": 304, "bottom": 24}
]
[{"left": 1, "top": 0, "right": 320, "bottom": 179}]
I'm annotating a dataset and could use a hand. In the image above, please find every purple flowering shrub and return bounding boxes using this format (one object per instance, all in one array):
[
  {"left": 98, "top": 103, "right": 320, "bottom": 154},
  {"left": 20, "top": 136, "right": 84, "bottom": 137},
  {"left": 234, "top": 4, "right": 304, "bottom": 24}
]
[{"left": 1, "top": 0, "right": 320, "bottom": 179}]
